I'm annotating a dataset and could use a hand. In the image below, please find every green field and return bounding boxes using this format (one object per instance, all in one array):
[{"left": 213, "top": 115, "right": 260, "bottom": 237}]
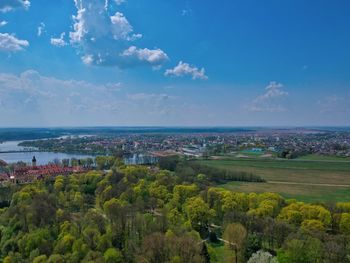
[
  {"left": 198, "top": 157, "right": 350, "bottom": 203},
  {"left": 297, "top": 154, "right": 350, "bottom": 161}
]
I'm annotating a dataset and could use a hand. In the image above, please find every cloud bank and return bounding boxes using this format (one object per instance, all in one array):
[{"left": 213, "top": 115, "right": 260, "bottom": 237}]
[
  {"left": 69, "top": 0, "right": 168, "bottom": 68},
  {"left": 0, "top": 33, "right": 29, "bottom": 51},
  {"left": 0, "top": 0, "right": 30, "bottom": 12},
  {"left": 0, "top": 70, "right": 181, "bottom": 126}
]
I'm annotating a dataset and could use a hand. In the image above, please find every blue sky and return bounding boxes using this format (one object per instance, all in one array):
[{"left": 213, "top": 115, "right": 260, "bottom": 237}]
[{"left": 0, "top": 0, "right": 349, "bottom": 127}]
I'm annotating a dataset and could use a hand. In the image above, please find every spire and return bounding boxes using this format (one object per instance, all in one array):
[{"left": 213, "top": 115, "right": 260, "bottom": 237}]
[{"left": 32, "top": 156, "right": 37, "bottom": 167}]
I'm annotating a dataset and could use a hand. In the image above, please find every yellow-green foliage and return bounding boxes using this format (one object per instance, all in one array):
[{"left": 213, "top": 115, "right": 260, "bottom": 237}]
[
  {"left": 207, "top": 188, "right": 283, "bottom": 217},
  {"left": 339, "top": 213, "right": 350, "bottom": 235},
  {"left": 222, "top": 192, "right": 249, "bottom": 213},
  {"left": 301, "top": 219, "right": 325, "bottom": 233},
  {"left": 336, "top": 202, "right": 350, "bottom": 213},
  {"left": 2, "top": 167, "right": 350, "bottom": 263},
  {"left": 278, "top": 202, "right": 331, "bottom": 227},
  {"left": 54, "top": 176, "right": 65, "bottom": 192},
  {"left": 184, "top": 196, "right": 215, "bottom": 226},
  {"left": 172, "top": 184, "right": 199, "bottom": 206},
  {"left": 247, "top": 193, "right": 283, "bottom": 217},
  {"left": 149, "top": 182, "right": 170, "bottom": 202}
]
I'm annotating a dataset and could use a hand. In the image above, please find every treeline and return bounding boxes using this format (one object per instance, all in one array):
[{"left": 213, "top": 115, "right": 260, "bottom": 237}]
[
  {"left": 0, "top": 129, "right": 62, "bottom": 142},
  {"left": 19, "top": 138, "right": 113, "bottom": 156},
  {"left": 277, "top": 149, "right": 310, "bottom": 159},
  {"left": 0, "top": 161, "right": 349, "bottom": 262},
  {"left": 159, "top": 156, "right": 265, "bottom": 183}
]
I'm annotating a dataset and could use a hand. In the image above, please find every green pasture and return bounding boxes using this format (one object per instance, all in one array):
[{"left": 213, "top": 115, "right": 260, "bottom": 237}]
[{"left": 197, "top": 157, "right": 350, "bottom": 203}]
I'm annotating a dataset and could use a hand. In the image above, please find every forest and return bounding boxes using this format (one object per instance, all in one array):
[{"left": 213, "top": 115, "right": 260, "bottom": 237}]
[{"left": 0, "top": 158, "right": 350, "bottom": 263}]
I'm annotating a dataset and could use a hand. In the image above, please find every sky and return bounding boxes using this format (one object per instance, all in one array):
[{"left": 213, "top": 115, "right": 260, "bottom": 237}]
[{"left": 0, "top": 0, "right": 349, "bottom": 127}]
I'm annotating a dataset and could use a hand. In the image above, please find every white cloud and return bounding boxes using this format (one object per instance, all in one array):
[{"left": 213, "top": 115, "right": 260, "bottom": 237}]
[
  {"left": 37, "top": 22, "right": 46, "bottom": 37},
  {"left": 50, "top": 32, "right": 67, "bottom": 47},
  {"left": 0, "top": 33, "right": 29, "bottom": 52},
  {"left": 110, "top": 12, "right": 142, "bottom": 41},
  {"left": 70, "top": 6, "right": 86, "bottom": 43},
  {"left": 69, "top": 0, "right": 168, "bottom": 68},
  {"left": 0, "top": 70, "right": 123, "bottom": 119},
  {"left": 0, "top": 21, "right": 8, "bottom": 27},
  {"left": 0, "top": 70, "right": 187, "bottom": 126},
  {"left": 247, "top": 81, "right": 289, "bottom": 112},
  {"left": 81, "top": 54, "right": 94, "bottom": 65},
  {"left": 114, "top": 0, "right": 125, "bottom": 5},
  {"left": 121, "top": 46, "right": 169, "bottom": 66},
  {"left": 165, "top": 61, "right": 208, "bottom": 80},
  {"left": 0, "top": 0, "right": 30, "bottom": 12}
]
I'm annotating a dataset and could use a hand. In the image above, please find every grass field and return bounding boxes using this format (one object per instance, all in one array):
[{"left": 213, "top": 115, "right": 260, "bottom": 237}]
[
  {"left": 297, "top": 154, "right": 350, "bottom": 161},
  {"left": 197, "top": 156, "right": 350, "bottom": 203}
]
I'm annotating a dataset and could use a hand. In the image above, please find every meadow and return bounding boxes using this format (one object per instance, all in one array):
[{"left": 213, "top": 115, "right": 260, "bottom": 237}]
[{"left": 198, "top": 156, "right": 350, "bottom": 203}]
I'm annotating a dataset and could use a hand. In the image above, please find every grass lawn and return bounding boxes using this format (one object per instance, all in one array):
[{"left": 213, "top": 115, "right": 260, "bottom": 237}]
[{"left": 197, "top": 157, "right": 350, "bottom": 203}]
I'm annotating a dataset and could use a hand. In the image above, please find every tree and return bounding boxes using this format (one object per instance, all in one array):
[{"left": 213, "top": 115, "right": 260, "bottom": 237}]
[
  {"left": 336, "top": 202, "right": 350, "bottom": 213},
  {"left": 103, "top": 198, "right": 128, "bottom": 224},
  {"left": 54, "top": 176, "right": 65, "bottom": 192},
  {"left": 18, "top": 228, "right": 52, "bottom": 258},
  {"left": 104, "top": 248, "right": 123, "bottom": 263},
  {"left": 82, "top": 226, "right": 101, "bottom": 250},
  {"left": 281, "top": 237, "right": 323, "bottom": 263},
  {"left": 158, "top": 156, "right": 180, "bottom": 171},
  {"left": 96, "top": 156, "right": 116, "bottom": 170},
  {"left": 339, "top": 213, "right": 350, "bottom": 235},
  {"left": 200, "top": 242, "right": 211, "bottom": 263},
  {"left": 172, "top": 184, "right": 198, "bottom": 207},
  {"left": 301, "top": 219, "right": 325, "bottom": 233},
  {"left": 83, "top": 251, "right": 104, "bottom": 263},
  {"left": 141, "top": 233, "right": 170, "bottom": 263},
  {"left": 248, "top": 250, "right": 278, "bottom": 263},
  {"left": 54, "top": 234, "right": 75, "bottom": 254},
  {"left": 32, "top": 255, "right": 48, "bottom": 263},
  {"left": 47, "top": 254, "right": 64, "bottom": 263},
  {"left": 278, "top": 203, "right": 331, "bottom": 227},
  {"left": 184, "top": 197, "right": 215, "bottom": 230},
  {"left": 245, "top": 234, "right": 262, "bottom": 260},
  {"left": 223, "top": 223, "right": 247, "bottom": 263}
]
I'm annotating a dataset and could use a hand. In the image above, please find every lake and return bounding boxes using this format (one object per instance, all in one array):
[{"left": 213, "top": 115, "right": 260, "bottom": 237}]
[
  {"left": 0, "top": 139, "right": 156, "bottom": 166},
  {"left": 0, "top": 140, "right": 93, "bottom": 165},
  {"left": 0, "top": 151, "right": 93, "bottom": 165},
  {"left": 0, "top": 140, "right": 36, "bottom": 152}
]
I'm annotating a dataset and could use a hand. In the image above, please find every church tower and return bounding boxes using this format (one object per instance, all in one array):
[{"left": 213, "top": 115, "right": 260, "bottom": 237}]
[{"left": 32, "top": 156, "right": 37, "bottom": 167}]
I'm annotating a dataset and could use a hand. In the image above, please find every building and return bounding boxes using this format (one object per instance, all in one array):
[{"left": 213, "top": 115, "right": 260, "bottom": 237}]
[
  {"left": 0, "top": 156, "right": 88, "bottom": 185},
  {"left": 11, "top": 164, "right": 86, "bottom": 184}
]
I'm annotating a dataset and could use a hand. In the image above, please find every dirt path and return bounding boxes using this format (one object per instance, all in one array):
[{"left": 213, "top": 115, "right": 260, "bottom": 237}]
[{"left": 268, "top": 181, "right": 350, "bottom": 187}]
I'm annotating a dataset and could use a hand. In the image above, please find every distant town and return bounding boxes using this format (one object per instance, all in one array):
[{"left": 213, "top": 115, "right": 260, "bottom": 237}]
[
  {"left": 1, "top": 127, "right": 349, "bottom": 186},
  {"left": 15, "top": 127, "right": 350, "bottom": 159}
]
